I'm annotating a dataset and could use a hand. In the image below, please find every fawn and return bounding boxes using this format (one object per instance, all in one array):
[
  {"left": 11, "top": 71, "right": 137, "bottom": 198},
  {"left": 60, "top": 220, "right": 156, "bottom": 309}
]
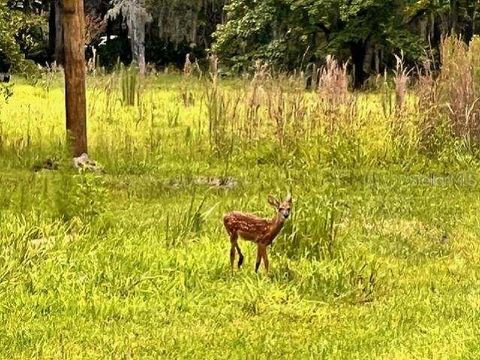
[{"left": 223, "top": 194, "right": 292, "bottom": 273}]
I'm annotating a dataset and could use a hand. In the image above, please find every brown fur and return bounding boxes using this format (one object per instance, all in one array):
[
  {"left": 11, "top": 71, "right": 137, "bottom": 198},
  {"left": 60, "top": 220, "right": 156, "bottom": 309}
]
[{"left": 223, "top": 194, "right": 292, "bottom": 272}]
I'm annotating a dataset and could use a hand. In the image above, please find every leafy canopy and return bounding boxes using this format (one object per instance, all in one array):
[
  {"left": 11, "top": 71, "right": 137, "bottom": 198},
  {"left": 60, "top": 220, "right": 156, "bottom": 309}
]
[
  {"left": 0, "top": 0, "right": 43, "bottom": 72},
  {"left": 213, "top": 0, "right": 427, "bottom": 71}
]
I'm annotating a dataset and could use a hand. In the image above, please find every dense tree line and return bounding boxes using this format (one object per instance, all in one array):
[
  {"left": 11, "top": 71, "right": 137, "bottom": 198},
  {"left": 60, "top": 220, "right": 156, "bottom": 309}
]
[
  {"left": 214, "top": 0, "right": 480, "bottom": 87},
  {"left": 0, "top": 0, "right": 479, "bottom": 86}
]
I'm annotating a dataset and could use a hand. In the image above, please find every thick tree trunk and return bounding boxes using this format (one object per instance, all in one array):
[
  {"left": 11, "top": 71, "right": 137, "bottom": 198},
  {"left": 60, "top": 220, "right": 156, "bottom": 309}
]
[
  {"left": 63, "top": 0, "right": 88, "bottom": 157},
  {"left": 350, "top": 41, "right": 367, "bottom": 90}
]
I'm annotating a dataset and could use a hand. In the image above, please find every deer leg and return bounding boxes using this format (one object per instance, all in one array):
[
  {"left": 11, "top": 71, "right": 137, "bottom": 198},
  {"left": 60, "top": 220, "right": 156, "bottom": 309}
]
[
  {"left": 230, "top": 245, "right": 235, "bottom": 272},
  {"left": 235, "top": 242, "right": 244, "bottom": 268},
  {"left": 230, "top": 233, "right": 238, "bottom": 272},
  {"left": 255, "top": 244, "right": 262, "bottom": 273},
  {"left": 262, "top": 246, "right": 269, "bottom": 273}
]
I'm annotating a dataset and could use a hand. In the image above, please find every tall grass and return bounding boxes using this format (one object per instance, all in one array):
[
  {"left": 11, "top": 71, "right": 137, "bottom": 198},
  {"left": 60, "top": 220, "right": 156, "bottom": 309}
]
[
  {"left": 0, "top": 36, "right": 480, "bottom": 358},
  {"left": 438, "top": 37, "right": 480, "bottom": 141}
]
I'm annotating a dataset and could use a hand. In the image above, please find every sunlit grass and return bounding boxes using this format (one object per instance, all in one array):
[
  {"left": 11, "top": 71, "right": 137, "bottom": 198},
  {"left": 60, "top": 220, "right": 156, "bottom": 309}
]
[{"left": 0, "top": 73, "right": 480, "bottom": 358}]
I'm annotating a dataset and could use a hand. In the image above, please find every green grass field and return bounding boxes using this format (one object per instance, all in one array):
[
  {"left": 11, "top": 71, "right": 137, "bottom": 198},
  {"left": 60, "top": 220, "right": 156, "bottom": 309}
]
[{"left": 1, "top": 73, "right": 480, "bottom": 359}]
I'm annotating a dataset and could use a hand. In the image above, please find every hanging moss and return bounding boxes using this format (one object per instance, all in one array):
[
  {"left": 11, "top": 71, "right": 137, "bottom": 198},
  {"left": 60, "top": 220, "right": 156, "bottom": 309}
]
[
  {"left": 107, "top": 0, "right": 153, "bottom": 72},
  {"left": 147, "top": 0, "right": 225, "bottom": 48}
]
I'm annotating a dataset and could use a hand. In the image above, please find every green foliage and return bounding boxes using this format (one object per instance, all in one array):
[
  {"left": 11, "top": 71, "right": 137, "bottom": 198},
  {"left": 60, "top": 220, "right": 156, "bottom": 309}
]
[
  {"left": 0, "top": 0, "right": 42, "bottom": 73},
  {"left": 329, "top": 0, "right": 424, "bottom": 56},
  {"left": 212, "top": 0, "right": 463, "bottom": 75},
  {"left": 213, "top": 0, "right": 297, "bottom": 70}
]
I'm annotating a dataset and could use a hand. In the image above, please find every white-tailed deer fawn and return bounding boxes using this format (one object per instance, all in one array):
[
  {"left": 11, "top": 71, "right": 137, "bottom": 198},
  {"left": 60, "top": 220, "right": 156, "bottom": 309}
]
[{"left": 223, "top": 194, "right": 292, "bottom": 272}]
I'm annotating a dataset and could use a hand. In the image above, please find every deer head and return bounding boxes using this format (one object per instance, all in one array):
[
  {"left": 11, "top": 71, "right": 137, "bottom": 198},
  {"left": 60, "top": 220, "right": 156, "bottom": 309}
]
[{"left": 268, "top": 194, "right": 293, "bottom": 220}]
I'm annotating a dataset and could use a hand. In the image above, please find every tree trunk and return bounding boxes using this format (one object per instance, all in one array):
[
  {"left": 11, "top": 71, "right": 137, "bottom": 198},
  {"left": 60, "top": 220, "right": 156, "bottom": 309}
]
[
  {"left": 63, "top": 0, "right": 87, "bottom": 157},
  {"left": 374, "top": 47, "right": 380, "bottom": 74},
  {"left": 363, "top": 40, "right": 374, "bottom": 76},
  {"left": 465, "top": 0, "right": 476, "bottom": 42},
  {"left": 450, "top": 0, "right": 459, "bottom": 34},
  {"left": 419, "top": 16, "right": 428, "bottom": 42},
  {"left": 350, "top": 41, "right": 367, "bottom": 90},
  {"left": 48, "top": 0, "right": 56, "bottom": 62},
  {"left": 55, "top": 0, "right": 64, "bottom": 64},
  {"left": 475, "top": 1, "right": 480, "bottom": 35}
]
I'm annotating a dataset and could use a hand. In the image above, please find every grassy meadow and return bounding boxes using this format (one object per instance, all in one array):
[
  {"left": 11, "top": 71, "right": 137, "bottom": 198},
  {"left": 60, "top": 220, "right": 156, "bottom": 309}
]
[{"left": 1, "top": 58, "right": 480, "bottom": 358}]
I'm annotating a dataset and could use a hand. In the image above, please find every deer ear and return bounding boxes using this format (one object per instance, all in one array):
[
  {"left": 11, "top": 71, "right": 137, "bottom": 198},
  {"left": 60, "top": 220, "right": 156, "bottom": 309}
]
[
  {"left": 285, "top": 193, "right": 292, "bottom": 204},
  {"left": 268, "top": 195, "right": 280, "bottom": 208}
]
